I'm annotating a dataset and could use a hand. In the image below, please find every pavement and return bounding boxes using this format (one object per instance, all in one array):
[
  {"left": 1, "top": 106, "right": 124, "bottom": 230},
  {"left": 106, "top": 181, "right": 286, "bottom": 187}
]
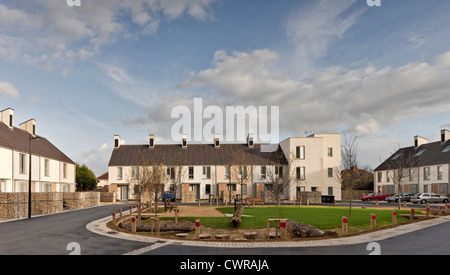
[{"left": 86, "top": 206, "right": 450, "bottom": 251}]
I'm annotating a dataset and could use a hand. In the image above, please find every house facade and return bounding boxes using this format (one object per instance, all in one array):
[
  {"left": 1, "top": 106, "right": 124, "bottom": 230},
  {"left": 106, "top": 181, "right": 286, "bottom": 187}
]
[
  {"left": 374, "top": 129, "right": 450, "bottom": 195},
  {"left": 107, "top": 132, "right": 341, "bottom": 202},
  {"left": 0, "top": 108, "right": 76, "bottom": 193}
]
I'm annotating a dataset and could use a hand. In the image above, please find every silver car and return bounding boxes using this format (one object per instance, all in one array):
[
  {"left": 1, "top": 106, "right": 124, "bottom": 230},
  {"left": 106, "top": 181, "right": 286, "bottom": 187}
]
[{"left": 411, "top": 193, "right": 449, "bottom": 204}]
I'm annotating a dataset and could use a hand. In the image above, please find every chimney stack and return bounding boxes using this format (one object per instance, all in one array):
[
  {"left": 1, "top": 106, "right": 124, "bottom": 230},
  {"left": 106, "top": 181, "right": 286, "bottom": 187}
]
[
  {"left": 0, "top": 108, "right": 14, "bottom": 128},
  {"left": 247, "top": 133, "right": 254, "bottom": 148},
  {"left": 414, "top": 136, "right": 428, "bottom": 149},
  {"left": 182, "top": 134, "right": 187, "bottom": 148},
  {"left": 20, "top": 119, "right": 36, "bottom": 136},
  {"left": 441, "top": 129, "right": 450, "bottom": 143},
  {"left": 149, "top": 134, "right": 155, "bottom": 149},
  {"left": 214, "top": 134, "right": 220, "bottom": 148},
  {"left": 114, "top": 135, "right": 121, "bottom": 149}
]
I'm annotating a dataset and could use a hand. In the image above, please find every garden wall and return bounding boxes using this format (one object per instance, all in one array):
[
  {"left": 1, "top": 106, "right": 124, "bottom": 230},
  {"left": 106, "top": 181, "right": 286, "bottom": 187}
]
[{"left": 0, "top": 192, "right": 100, "bottom": 220}]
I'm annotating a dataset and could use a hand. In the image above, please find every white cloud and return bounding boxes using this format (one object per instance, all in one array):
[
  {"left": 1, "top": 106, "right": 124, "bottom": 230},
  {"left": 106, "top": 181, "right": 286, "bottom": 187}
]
[
  {"left": 286, "top": 0, "right": 365, "bottom": 74},
  {"left": 180, "top": 49, "right": 450, "bottom": 138},
  {"left": 0, "top": 81, "right": 20, "bottom": 98},
  {"left": 0, "top": 0, "right": 217, "bottom": 70}
]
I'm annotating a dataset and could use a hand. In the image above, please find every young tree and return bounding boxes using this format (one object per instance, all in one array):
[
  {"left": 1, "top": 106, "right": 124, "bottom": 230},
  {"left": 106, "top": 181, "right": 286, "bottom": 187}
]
[
  {"left": 230, "top": 150, "right": 253, "bottom": 201},
  {"left": 263, "top": 151, "right": 296, "bottom": 219},
  {"left": 126, "top": 151, "right": 151, "bottom": 207},
  {"left": 167, "top": 151, "right": 188, "bottom": 201},
  {"left": 76, "top": 164, "right": 97, "bottom": 191},
  {"left": 384, "top": 145, "right": 417, "bottom": 210},
  {"left": 148, "top": 156, "right": 166, "bottom": 217}
]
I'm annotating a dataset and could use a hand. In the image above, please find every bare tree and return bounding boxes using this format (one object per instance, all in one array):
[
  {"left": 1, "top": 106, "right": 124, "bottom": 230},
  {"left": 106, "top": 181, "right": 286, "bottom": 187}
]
[
  {"left": 263, "top": 151, "right": 296, "bottom": 219},
  {"left": 147, "top": 151, "right": 167, "bottom": 217},
  {"left": 126, "top": 150, "right": 151, "bottom": 207},
  {"left": 167, "top": 151, "right": 188, "bottom": 201},
  {"left": 342, "top": 133, "right": 359, "bottom": 170},
  {"left": 384, "top": 145, "right": 417, "bottom": 210},
  {"left": 230, "top": 150, "right": 253, "bottom": 201}
]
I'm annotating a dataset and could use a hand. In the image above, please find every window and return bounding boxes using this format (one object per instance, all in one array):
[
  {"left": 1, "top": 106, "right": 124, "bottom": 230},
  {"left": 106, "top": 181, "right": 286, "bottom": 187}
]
[
  {"left": 260, "top": 166, "right": 266, "bottom": 179},
  {"left": 415, "top": 149, "right": 426, "bottom": 157},
  {"left": 224, "top": 166, "right": 230, "bottom": 179},
  {"left": 392, "top": 153, "right": 401, "bottom": 160},
  {"left": 328, "top": 168, "right": 333, "bottom": 178},
  {"left": 167, "top": 167, "right": 175, "bottom": 180},
  {"left": 242, "top": 184, "right": 247, "bottom": 195},
  {"left": 377, "top": 172, "right": 382, "bottom": 183},
  {"left": 202, "top": 166, "right": 211, "bottom": 179},
  {"left": 296, "top": 146, "right": 305, "bottom": 159},
  {"left": 19, "top": 153, "right": 27, "bottom": 174},
  {"left": 205, "top": 184, "right": 211, "bottom": 195},
  {"left": 1, "top": 180, "right": 6, "bottom": 193},
  {"left": 238, "top": 166, "right": 247, "bottom": 179},
  {"left": 131, "top": 167, "right": 139, "bottom": 180},
  {"left": 117, "top": 167, "right": 123, "bottom": 180},
  {"left": 328, "top": 187, "right": 333, "bottom": 196},
  {"left": 409, "top": 169, "right": 414, "bottom": 181},
  {"left": 63, "top": 163, "right": 67, "bottom": 179},
  {"left": 189, "top": 167, "right": 194, "bottom": 179},
  {"left": 386, "top": 171, "right": 391, "bottom": 182},
  {"left": 424, "top": 167, "right": 430, "bottom": 180},
  {"left": 44, "top": 159, "right": 50, "bottom": 177},
  {"left": 438, "top": 166, "right": 443, "bottom": 180},
  {"left": 328, "top": 147, "right": 333, "bottom": 157},
  {"left": 275, "top": 166, "right": 283, "bottom": 178},
  {"left": 296, "top": 167, "right": 305, "bottom": 180}
]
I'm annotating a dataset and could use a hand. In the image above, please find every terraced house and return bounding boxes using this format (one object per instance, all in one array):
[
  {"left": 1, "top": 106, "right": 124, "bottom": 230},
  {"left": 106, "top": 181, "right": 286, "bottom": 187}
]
[
  {"left": 375, "top": 129, "right": 450, "bottom": 195},
  {"left": 107, "top": 133, "right": 341, "bottom": 202},
  {"left": 0, "top": 108, "right": 76, "bottom": 193}
]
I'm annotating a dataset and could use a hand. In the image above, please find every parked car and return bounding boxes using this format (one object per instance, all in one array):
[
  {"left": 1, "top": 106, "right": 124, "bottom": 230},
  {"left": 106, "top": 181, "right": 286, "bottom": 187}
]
[
  {"left": 385, "top": 193, "right": 415, "bottom": 203},
  {"left": 411, "top": 193, "right": 449, "bottom": 204},
  {"left": 361, "top": 193, "right": 391, "bottom": 201},
  {"left": 162, "top": 191, "right": 175, "bottom": 202}
]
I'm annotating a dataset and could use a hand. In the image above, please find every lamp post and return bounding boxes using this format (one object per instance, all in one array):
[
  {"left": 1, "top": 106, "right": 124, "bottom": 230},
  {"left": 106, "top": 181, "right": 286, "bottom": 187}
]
[{"left": 28, "top": 135, "right": 39, "bottom": 219}]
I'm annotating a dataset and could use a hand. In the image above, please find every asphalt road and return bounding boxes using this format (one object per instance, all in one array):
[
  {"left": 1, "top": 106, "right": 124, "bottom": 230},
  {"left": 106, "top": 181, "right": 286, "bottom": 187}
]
[{"left": 1, "top": 202, "right": 450, "bottom": 256}]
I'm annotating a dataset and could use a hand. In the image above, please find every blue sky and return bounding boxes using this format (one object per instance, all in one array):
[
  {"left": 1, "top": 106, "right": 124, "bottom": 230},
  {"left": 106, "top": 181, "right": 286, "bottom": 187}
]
[{"left": 1, "top": 0, "right": 450, "bottom": 175}]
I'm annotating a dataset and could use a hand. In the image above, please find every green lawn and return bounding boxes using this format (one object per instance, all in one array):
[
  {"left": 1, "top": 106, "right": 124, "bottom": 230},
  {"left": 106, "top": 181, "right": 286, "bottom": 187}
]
[{"left": 176, "top": 206, "right": 418, "bottom": 233}]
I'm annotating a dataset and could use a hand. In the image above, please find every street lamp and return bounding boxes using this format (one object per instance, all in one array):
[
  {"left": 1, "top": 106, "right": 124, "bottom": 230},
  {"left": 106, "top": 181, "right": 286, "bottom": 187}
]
[{"left": 28, "top": 135, "right": 40, "bottom": 219}]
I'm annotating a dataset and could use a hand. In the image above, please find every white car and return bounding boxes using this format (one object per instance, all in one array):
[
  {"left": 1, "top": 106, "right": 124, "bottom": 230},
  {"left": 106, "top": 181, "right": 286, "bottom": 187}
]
[{"left": 411, "top": 193, "right": 449, "bottom": 204}]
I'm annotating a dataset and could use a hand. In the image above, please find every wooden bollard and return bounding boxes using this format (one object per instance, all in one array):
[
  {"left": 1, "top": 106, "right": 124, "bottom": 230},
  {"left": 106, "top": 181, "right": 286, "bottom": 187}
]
[
  {"left": 195, "top": 219, "right": 201, "bottom": 240},
  {"left": 410, "top": 209, "right": 415, "bottom": 221},
  {"left": 131, "top": 217, "right": 136, "bottom": 233},
  {"left": 392, "top": 211, "right": 397, "bottom": 225},
  {"left": 376, "top": 201, "right": 379, "bottom": 207},
  {"left": 280, "top": 219, "right": 287, "bottom": 240},
  {"left": 175, "top": 208, "right": 179, "bottom": 224},
  {"left": 371, "top": 213, "right": 376, "bottom": 229},
  {"left": 342, "top": 216, "right": 348, "bottom": 237},
  {"left": 426, "top": 206, "right": 430, "bottom": 217},
  {"left": 129, "top": 205, "right": 133, "bottom": 217},
  {"left": 306, "top": 198, "right": 310, "bottom": 207},
  {"left": 439, "top": 206, "right": 443, "bottom": 216},
  {"left": 112, "top": 212, "right": 117, "bottom": 225},
  {"left": 403, "top": 201, "right": 407, "bottom": 208},
  {"left": 446, "top": 204, "right": 449, "bottom": 214}
]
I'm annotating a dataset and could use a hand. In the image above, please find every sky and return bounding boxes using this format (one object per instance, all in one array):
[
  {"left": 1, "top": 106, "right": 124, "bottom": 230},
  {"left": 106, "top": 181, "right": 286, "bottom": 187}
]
[{"left": 1, "top": 0, "right": 450, "bottom": 176}]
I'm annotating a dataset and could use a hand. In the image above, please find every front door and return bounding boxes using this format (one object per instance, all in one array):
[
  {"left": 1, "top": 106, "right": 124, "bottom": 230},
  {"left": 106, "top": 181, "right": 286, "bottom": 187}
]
[{"left": 119, "top": 185, "right": 129, "bottom": 201}]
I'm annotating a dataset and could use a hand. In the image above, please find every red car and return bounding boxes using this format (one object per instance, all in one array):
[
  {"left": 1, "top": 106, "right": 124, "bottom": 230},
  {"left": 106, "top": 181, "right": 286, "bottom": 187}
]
[{"left": 361, "top": 193, "right": 390, "bottom": 201}]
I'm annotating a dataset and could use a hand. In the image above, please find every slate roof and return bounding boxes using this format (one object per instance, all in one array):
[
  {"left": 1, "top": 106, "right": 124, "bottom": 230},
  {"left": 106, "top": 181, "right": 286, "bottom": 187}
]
[
  {"left": 374, "top": 140, "right": 450, "bottom": 171},
  {"left": 108, "top": 143, "right": 288, "bottom": 167},
  {"left": 0, "top": 122, "right": 75, "bottom": 164}
]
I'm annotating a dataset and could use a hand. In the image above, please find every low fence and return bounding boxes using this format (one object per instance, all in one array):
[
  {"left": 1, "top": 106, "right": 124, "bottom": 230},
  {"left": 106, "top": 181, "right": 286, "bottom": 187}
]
[{"left": 0, "top": 192, "right": 101, "bottom": 220}]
